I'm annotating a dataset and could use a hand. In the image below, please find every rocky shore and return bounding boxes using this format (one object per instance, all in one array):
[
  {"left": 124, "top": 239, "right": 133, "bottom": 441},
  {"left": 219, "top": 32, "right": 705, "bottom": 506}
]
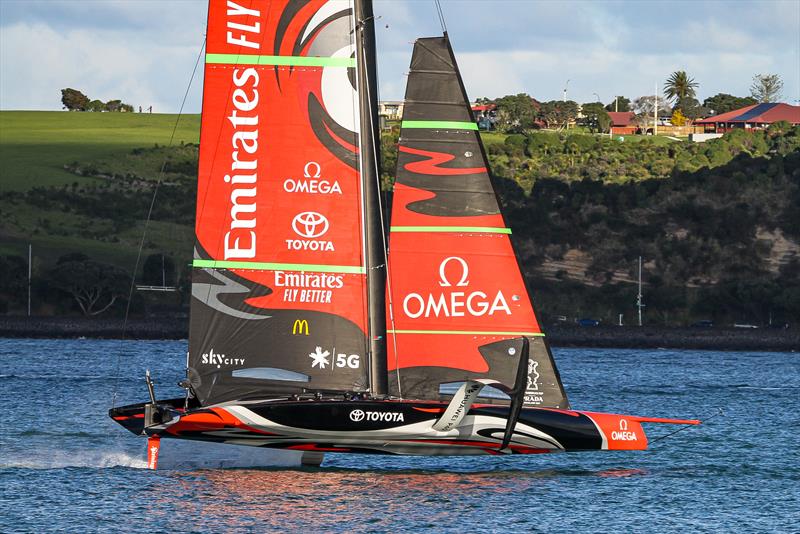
[{"left": 0, "top": 316, "right": 797, "bottom": 352}]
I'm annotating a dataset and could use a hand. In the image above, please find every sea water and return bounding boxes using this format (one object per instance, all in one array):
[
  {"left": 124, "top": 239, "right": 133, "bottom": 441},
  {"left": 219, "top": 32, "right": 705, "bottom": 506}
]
[{"left": 1, "top": 338, "right": 798, "bottom": 533}]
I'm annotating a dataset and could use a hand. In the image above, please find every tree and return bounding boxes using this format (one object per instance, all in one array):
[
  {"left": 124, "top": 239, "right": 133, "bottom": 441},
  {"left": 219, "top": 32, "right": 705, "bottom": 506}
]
[
  {"left": 105, "top": 99, "right": 123, "bottom": 112},
  {"left": 57, "top": 252, "right": 89, "bottom": 264},
  {"left": 632, "top": 95, "right": 672, "bottom": 116},
  {"left": 142, "top": 254, "right": 176, "bottom": 287},
  {"left": 750, "top": 74, "right": 784, "bottom": 103},
  {"left": 87, "top": 99, "right": 106, "bottom": 112},
  {"left": 580, "top": 102, "right": 611, "bottom": 132},
  {"left": 663, "top": 71, "right": 698, "bottom": 103},
  {"left": 0, "top": 255, "right": 28, "bottom": 310},
  {"left": 703, "top": 93, "right": 757, "bottom": 115},
  {"left": 494, "top": 93, "right": 539, "bottom": 133},
  {"left": 539, "top": 100, "right": 579, "bottom": 130},
  {"left": 61, "top": 88, "right": 90, "bottom": 111},
  {"left": 105, "top": 99, "right": 134, "bottom": 112},
  {"left": 673, "top": 96, "right": 706, "bottom": 120},
  {"left": 671, "top": 109, "right": 687, "bottom": 126},
  {"left": 605, "top": 96, "right": 630, "bottom": 112},
  {"left": 48, "top": 259, "right": 130, "bottom": 316},
  {"left": 632, "top": 95, "right": 672, "bottom": 128}
]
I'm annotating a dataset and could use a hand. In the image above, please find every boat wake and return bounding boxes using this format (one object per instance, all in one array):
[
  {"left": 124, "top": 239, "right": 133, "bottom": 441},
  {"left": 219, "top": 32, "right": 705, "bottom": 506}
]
[{"left": 1, "top": 450, "right": 148, "bottom": 470}]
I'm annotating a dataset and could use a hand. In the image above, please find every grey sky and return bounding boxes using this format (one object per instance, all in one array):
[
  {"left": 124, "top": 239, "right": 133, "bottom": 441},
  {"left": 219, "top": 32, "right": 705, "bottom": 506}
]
[{"left": 1, "top": 0, "right": 798, "bottom": 112}]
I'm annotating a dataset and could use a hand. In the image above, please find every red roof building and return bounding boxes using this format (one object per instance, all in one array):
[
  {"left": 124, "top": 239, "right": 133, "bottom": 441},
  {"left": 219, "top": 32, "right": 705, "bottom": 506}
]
[
  {"left": 608, "top": 111, "right": 636, "bottom": 134},
  {"left": 471, "top": 104, "right": 497, "bottom": 113},
  {"left": 695, "top": 103, "right": 800, "bottom": 133}
]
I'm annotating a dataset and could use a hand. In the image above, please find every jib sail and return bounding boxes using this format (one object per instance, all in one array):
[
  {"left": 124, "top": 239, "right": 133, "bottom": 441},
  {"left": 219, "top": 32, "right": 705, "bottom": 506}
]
[
  {"left": 188, "top": 0, "right": 372, "bottom": 405},
  {"left": 386, "top": 35, "right": 569, "bottom": 409}
]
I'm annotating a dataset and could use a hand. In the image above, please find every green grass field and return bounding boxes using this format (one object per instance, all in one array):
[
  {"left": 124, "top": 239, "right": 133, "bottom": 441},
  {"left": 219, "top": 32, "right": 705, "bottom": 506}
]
[
  {"left": 479, "top": 131, "right": 507, "bottom": 147},
  {"left": 0, "top": 111, "right": 200, "bottom": 191},
  {"left": 0, "top": 111, "right": 200, "bottom": 270}
]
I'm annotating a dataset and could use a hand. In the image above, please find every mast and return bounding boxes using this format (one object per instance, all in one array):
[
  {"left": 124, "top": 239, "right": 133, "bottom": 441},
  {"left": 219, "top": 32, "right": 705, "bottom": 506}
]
[{"left": 354, "top": 0, "right": 387, "bottom": 396}]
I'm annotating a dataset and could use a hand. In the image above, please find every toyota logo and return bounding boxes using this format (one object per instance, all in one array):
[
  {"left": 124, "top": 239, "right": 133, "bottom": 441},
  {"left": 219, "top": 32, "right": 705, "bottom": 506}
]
[
  {"left": 292, "top": 211, "right": 329, "bottom": 239},
  {"left": 349, "top": 409, "right": 365, "bottom": 422}
]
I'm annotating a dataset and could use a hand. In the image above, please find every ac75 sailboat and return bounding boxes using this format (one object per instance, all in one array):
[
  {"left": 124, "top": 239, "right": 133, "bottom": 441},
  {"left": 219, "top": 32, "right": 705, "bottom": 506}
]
[{"left": 110, "top": 0, "right": 698, "bottom": 469}]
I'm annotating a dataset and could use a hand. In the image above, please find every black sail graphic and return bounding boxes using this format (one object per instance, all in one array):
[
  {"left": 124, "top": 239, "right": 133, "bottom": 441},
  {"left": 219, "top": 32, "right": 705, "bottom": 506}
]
[{"left": 386, "top": 35, "right": 569, "bottom": 408}]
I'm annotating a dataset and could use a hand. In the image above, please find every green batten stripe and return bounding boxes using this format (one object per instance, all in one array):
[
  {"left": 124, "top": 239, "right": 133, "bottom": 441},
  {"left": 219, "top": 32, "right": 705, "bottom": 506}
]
[
  {"left": 193, "top": 259, "right": 365, "bottom": 274},
  {"left": 391, "top": 226, "right": 511, "bottom": 234},
  {"left": 388, "top": 330, "right": 544, "bottom": 337},
  {"left": 205, "top": 53, "right": 355, "bottom": 67},
  {"left": 401, "top": 120, "right": 479, "bottom": 130}
]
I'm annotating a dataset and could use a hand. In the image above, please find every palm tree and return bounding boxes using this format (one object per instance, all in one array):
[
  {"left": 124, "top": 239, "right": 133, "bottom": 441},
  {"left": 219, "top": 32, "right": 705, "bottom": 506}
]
[{"left": 663, "top": 71, "right": 698, "bottom": 102}]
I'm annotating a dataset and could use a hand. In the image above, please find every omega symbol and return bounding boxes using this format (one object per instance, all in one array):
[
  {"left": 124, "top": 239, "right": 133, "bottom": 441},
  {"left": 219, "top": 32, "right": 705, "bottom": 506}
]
[
  {"left": 438, "top": 256, "right": 469, "bottom": 287},
  {"left": 304, "top": 161, "right": 321, "bottom": 178}
]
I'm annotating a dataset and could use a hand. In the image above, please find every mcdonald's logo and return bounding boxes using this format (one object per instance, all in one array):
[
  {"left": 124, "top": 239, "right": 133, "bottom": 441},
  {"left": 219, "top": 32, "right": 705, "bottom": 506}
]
[{"left": 292, "top": 319, "right": 309, "bottom": 336}]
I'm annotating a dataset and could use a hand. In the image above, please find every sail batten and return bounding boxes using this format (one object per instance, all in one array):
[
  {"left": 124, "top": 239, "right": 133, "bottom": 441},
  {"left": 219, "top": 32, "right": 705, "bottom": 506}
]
[
  {"left": 205, "top": 53, "right": 357, "bottom": 67},
  {"left": 390, "top": 226, "right": 511, "bottom": 234},
  {"left": 192, "top": 259, "right": 365, "bottom": 274},
  {"left": 401, "top": 120, "right": 479, "bottom": 130},
  {"left": 389, "top": 330, "right": 545, "bottom": 336}
]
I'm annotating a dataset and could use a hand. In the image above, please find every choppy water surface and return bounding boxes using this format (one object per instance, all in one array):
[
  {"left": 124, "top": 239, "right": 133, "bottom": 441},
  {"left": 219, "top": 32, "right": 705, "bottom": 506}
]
[{"left": 1, "top": 338, "right": 798, "bottom": 532}]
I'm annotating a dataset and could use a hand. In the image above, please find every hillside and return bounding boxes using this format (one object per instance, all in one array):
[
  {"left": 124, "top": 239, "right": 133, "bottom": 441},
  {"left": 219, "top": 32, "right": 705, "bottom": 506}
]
[
  {"left": 0, "top": 111, "right": 199, "bottom": 191},
  {"left": 0, "top": 111, "right": 199, "bottom": 268},
  {"left": 0, "top": 111, "right": 798, "bottom": 325}
]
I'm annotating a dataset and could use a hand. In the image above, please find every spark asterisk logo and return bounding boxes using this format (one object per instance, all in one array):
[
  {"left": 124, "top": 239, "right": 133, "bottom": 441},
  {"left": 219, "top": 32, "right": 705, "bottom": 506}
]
[{"left": 309, "top": 346, "right": 330, "bottom": 369}]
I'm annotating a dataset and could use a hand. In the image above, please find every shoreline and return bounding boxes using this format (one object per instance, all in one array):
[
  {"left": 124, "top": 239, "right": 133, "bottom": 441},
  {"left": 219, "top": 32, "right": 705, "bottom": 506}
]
[{"left": 0, "top": 316, "right": 796, "bottom": 352}]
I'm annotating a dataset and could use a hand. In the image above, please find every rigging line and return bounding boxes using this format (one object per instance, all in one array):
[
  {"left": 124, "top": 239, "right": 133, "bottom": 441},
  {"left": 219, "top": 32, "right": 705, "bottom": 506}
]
[
  {"left": 110, "top": 36, "right": 207, "bottom": 410},
  {"left": 649, "top": 408, "right": 724, "bottom": 447},
  {"left": 434, "top": 0, "right": 448, "bottom": 34}
]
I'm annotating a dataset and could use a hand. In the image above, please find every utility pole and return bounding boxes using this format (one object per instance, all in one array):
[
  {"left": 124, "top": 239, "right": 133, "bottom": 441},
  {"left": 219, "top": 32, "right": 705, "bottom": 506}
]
[
  {"left": 27, "top": 244, "right": 32, "bottom": 316},
  {"left": 654, "top": 83, "right": 658, "bottom": 137},
  {"left": 637, "top": 256, "right": 644, "bottom": 326},
  {"left": 563, "top": 79, "right": 570, "bottom": 102}
]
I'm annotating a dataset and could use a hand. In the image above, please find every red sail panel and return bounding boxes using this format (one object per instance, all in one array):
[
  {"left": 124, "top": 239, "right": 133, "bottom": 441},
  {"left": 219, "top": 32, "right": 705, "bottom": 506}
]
[
  {"left": 189, "top": 0, "right": 370, "bottom": 405},
  {"left": 389, "top": 233, "right": 540, "bottom": 371},
  {"left": 386, "top": 36, "right": 568, "bottom": 408}
]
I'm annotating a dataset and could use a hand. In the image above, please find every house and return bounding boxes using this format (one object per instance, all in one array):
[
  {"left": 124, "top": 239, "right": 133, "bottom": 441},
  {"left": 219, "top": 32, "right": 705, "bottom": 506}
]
[
  {"left": 607, "top": 111, "right": 636, "bottom": 134},
  {"left": 695, "top": 103, "right": 800, "bottom": 133},
  {"left": 471, "top": 103, "right": 497, "bottom": 130},
  {"left": 378, "top": 100, "right": 404, "bottom": 121}
]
